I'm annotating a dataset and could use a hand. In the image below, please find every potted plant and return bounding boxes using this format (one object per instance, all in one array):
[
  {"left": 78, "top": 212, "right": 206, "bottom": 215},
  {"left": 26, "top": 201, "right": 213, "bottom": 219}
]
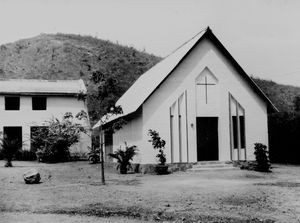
[
  {"left": 148, "top": 129, "right": 168, "bottom": 175},
  {"left": 109, "top": 142, "right": 137, "bottom": 174}
]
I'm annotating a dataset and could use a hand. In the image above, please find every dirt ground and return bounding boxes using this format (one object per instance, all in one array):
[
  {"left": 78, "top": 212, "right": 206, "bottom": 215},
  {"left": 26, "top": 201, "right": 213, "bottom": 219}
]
[{"left": 0, "top": 161, "right": 299, "bottom": 223}]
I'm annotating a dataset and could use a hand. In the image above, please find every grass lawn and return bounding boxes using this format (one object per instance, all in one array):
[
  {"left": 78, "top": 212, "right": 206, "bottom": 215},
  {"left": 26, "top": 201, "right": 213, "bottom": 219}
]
[{"left": 0, "top": 161, "right": 299, "bottom": 223}]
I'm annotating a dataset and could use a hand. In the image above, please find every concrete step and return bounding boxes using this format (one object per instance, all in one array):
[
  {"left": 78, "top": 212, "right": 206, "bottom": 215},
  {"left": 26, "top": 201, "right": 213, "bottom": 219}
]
[
  {"left": 187, "top": 161, "right": 238, "bottom": 172},
  {"left": 187, "top": 166, "right": 238, "bottom": 172},
  {"left": 195, "top": 161, "right": 233, "bottom": 165},
  {"left": 192, "top": 164, "right": 234, "bottom": 168}
]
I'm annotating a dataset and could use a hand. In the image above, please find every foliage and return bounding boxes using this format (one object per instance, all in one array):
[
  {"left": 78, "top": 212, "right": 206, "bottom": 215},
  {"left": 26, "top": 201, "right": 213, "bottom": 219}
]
[
  {"left": 148, "top": 129, "right": 166, "bottom": 165},
  {"left": 0, "top": 138, "right": 23, "bottom": 167},
  {"left": 88, "top": 135, "right": 101, "bottom": 164},
  {"left": 254, "top": 143, "right": 271, "bottom": 172},
  {"left": 252, "top": 77, "right": 300, "bottom": 113},
  {"left": 88, "top": 145, "right": 101, "bottom": 164},
  {"left": 109, "top": 143, "right": 137, "bottom": 174},
  {"left": 31, "top": 111, "right": 87, "bottom": 163},
  {"left": 15, "top": 150, "right": 37, "bottom": 161},
  {"left": 293, "top": 95, "right": 300, "bottom": 112},
  {"left": 268, "top": 112, "right": 300, "bottom": 164}
]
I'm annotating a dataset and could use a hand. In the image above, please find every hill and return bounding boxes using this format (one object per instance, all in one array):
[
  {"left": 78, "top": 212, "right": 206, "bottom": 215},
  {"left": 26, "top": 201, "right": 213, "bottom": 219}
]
[
  {"left": 251, "top": 77, "right": 300, "bottom": 112},
  {"left": 0, "top": 33, "right": 299, "bottom": 123},
  {"left": 0, "top": 33, "right": 161, "bottom": 122}
]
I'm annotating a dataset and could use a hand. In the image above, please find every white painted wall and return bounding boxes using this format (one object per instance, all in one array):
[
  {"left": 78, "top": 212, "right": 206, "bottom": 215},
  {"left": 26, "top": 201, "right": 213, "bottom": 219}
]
[
  {"left": 112, "top": 110, "right": 143, "bottom": 163},
  {"left": 0, "top": 95, "right": 91, "bottom": 155},
  {"left": 111, "top": 38, "right": 269, "bottom": 164}
]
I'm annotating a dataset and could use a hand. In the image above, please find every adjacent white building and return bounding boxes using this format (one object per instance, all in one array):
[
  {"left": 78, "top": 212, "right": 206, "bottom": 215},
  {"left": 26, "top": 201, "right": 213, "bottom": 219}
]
[
  {"left": 0, "top": 79, "right": 91, "bottom": 155},
  {"left": 94, "top": 27, "right": 277, "bottom": 164}
]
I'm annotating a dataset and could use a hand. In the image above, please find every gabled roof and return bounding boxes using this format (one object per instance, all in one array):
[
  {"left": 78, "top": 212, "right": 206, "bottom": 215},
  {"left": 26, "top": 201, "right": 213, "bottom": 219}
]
[
  {"left": 0, "top": 79, "right": 86, "bottom": 96},
  {"left": 93, "top": 27, "right": 277, "bottom": 129}
]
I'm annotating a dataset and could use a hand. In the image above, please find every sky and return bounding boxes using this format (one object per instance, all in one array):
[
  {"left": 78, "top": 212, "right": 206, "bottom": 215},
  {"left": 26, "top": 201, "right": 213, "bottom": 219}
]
[{"left": 1, "top": 0, "right": 300, "bottom": 86}]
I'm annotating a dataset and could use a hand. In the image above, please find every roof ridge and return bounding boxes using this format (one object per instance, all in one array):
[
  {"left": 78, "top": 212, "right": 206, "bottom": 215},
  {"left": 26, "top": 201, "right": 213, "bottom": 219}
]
[{"left": 164, "top": 27, "right": 209, "bottom": 59}]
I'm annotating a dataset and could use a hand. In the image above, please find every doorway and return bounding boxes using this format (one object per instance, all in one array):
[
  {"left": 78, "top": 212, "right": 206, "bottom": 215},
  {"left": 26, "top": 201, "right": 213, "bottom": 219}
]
[
  {"left": 196, "top": 117, "right": 219, "bottom": 161},
  {"left": 3, "top": 126, "right": 22, "bottom": 146}
]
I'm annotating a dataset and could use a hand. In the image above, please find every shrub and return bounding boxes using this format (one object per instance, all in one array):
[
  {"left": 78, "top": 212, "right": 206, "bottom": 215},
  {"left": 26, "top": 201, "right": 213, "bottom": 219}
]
[
  {"left": 254, "top": 143, "right": 271, "bottom": 172},
  {"left": 15, "top": 150, "right": 37, "bottom": 161},
  {"left": 0, "top": 138, "right": 22, "bottom": 167},
  {"left": 87, "top": 145, "right": 101, "bottom": 164},
  {"left": 31, "top": 111, "right": 87, "bottom": 163},
  {"left": 109, "top": 143, "right": 137, "bottom": 174},
  {"left": 148, "top": 129, "right": 166, "bottom": 165}
]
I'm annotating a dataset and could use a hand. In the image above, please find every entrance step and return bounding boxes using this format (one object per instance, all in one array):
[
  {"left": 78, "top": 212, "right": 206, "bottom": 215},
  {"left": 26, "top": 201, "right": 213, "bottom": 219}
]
[{"left": 187, "top": 161, "right": 238, "bottom": 172}]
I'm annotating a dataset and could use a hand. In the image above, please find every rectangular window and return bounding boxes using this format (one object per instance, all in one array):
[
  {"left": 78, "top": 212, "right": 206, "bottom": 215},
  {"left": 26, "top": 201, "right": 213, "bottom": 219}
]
[
  {"left": 239, "top": 116, "right": 245, "bottom": 148},
  {"left": 32, "top": 97, "right": 47, "bottom": 110},
  {"left": 232, "top": 116, "right": 238, "bottom": 149},
  {"left": 5, "top": 96, "right": 20, "bottom": 110}
]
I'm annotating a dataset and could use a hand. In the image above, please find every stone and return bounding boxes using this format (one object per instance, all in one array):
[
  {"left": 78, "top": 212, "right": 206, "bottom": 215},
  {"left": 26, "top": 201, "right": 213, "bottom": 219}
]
[{"left": 23, "top": 169, "right": 41, "bottom": 184}]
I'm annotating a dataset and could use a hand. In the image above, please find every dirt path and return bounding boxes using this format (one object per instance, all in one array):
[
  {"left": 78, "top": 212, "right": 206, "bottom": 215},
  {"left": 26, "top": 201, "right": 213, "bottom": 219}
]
[{"left": 0, "top": 212, "right": 147, "bottom": 223}]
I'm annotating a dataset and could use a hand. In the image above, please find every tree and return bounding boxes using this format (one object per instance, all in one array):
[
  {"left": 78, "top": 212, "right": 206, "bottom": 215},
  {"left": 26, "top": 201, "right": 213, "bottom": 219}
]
[
  {"left": 89, "top": 68, "right": 125, "bottom": 184},
  {"left": 31, "top": 111, "right": 87, "bottom": 163},
  {"left": 294, "top": 95, "right": 300, "bottom": 112}
]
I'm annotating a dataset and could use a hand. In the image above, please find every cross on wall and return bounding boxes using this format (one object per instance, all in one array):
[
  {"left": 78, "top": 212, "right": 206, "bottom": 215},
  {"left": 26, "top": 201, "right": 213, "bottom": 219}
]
[{"left": 196, "top": 76, "right": 216, "bottom": 104}]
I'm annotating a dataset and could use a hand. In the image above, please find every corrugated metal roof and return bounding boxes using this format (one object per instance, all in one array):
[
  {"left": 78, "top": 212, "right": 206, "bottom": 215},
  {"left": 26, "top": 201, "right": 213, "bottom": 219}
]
[
  {"left": 0, "top": 79, "right": 87, "bottom": 95},
  {"left": 93, "top": 27, "right": 277, "bottom": 129}
]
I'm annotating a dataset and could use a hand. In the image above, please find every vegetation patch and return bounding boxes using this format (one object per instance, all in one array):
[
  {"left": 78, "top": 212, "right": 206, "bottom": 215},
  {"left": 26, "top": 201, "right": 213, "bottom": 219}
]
[
  {"left": 255, "top": 182, "right": 300, "bottom": 188},
  {"left": 34, "top": 203, "right": 275, "bottom": 223}
]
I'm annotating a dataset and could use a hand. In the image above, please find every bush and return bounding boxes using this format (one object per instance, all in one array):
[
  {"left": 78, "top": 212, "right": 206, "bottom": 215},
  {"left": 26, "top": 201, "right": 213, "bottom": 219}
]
[
  {"left": 15, "top": 150, "right": 37, "bottom": 161},
  {"left": 31, "top": 111, "right": 87, "bottom": 163},
  {"left": 109, "top": 143, "right": 137, "bottom": 174},
  {"left": 0, "top": 138, "right": 23, "bottom": 167},
  {"left": 254, "top": 143, "right": 271, "bottom": 172},
  {"left": 148, "top": 129, "right": 166, "bottom": 165}
]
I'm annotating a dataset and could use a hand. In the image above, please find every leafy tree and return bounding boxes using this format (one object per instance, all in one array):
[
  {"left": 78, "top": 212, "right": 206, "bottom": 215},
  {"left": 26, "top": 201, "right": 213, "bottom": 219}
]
[
  {"left": 89, "top": 67, "right": 126, "bottom": 184},
  {"left": 31, "top": 111, "right": 87, "bottom": 163}
]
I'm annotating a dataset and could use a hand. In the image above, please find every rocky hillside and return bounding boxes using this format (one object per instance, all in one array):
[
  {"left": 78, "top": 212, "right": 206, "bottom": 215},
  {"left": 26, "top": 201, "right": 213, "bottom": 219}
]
[
  {"left": 0, "top": 33, "right": 299, "bottom": 123},
  {"left": 0, "top": 34, "right": 161, "bottom": 122}
]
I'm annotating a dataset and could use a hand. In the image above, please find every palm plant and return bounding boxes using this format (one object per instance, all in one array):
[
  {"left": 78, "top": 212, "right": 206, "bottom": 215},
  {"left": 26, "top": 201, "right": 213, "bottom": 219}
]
[
  {"left": 109, "top": 143, "right": 137, "bottom": 174},
  {"left": 0, "top": 138, "right": 23, "bottom": 167}
]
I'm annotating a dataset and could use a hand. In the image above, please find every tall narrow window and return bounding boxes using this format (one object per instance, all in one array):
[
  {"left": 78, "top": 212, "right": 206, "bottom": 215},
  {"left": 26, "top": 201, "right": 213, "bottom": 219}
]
[
  {"left": 232, "top": 116, "right": 238, "bottom": 149},
  {"left": 239, "top": 116, "right": 245, "bottom": 148},
  {"left": 178, "top": 94, "right": 184, "bottom": 162},
  {"left": 32, "top": 96, "right": 47, "bottom": 110},
  {"left": 169, "top": 103, "right": 176, "bottom": 163},
  {"left": 5, "top": 96, "right": 20, "bottom": 110},
  {"left": 229, "top": 93, "right": 246, "bottom": 160}
]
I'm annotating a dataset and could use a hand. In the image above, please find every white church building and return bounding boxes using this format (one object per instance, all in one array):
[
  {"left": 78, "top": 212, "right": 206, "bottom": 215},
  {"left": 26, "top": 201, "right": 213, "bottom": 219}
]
[
  {"left": 0, "top": 79, "right": 91, "bottom": 155},
  {"left": 94, "top": 27, "right": 277, "bottom": 164}
]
